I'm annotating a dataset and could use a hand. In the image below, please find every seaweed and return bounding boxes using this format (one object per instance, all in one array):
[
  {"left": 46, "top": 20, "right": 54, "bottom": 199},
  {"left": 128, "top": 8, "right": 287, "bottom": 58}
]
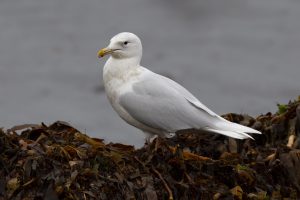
[{"left": 0, "top": 97, "right": 300, "bottom": 199}]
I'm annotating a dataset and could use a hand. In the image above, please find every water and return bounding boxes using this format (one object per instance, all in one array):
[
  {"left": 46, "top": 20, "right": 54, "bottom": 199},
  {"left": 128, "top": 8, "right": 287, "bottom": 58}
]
[{"left": 0, "top": 0, "right": 299, "bottom": 147}]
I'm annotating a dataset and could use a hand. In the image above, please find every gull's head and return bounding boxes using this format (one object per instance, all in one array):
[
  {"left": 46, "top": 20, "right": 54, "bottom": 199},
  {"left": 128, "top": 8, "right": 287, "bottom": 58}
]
[{"left": 98, "top": 32, "right": 142, "bottom": 60}]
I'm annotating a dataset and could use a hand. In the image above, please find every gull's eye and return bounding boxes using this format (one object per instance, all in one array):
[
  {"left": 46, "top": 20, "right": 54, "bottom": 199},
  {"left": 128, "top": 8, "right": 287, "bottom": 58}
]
[{"left": 123, "top": 41, "right": 129, "bottom": 45}]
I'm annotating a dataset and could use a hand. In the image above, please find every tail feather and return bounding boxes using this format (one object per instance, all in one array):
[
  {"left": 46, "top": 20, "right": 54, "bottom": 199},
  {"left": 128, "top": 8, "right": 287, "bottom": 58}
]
[
  {"left": 206, "top": 120, "right": 261, "bottom": 139},
  {"left": 220, "top": 121, "right": 261, "bottom": 134},
  {"left": 205, "top": 128, "right": 253, "bottom": 139}
]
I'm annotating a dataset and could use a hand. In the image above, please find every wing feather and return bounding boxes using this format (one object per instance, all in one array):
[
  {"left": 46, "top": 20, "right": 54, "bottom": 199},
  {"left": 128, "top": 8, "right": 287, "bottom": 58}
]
[{"left": 119, "top": 70, "right": 218, "bottom": 132}]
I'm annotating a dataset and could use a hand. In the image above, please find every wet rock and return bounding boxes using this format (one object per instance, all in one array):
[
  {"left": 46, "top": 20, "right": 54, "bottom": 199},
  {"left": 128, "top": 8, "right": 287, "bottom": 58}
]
[
  {"left": 296, "top": 105, "right": 300, "bottom": 135},
  {"left": 279, "top": 149, "right": 300, "bottom": 191}
]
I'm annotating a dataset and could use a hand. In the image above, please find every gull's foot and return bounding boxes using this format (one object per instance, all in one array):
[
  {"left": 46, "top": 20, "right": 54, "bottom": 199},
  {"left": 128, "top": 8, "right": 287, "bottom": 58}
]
[{"left": 145, "top": 134, "right": 158, "bottom": 145}]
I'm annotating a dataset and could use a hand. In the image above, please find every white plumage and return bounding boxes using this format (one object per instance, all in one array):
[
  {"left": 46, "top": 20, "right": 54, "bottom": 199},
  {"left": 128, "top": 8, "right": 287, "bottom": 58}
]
[{"left": 98, "top": 32, "right": 261, "bottom": 139}]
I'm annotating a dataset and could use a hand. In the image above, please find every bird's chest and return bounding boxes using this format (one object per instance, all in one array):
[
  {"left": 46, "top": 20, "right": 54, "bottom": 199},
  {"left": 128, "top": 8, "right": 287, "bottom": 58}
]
[
  {"left": 103, "top": 67, "right": 137, "bottom": 108},
  {"left": 103, "top": 74, "right": 140, "bottom": 127},
  {"left": 104, "top": 78, "right": 124, "bottom": 105},
  {"left": 102, "top": 59, "right": 144, "bottom": 123}
]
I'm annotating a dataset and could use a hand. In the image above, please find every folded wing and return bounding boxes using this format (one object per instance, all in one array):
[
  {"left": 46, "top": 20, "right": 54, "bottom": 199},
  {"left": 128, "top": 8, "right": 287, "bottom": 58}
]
[{"left": 119, "top": 69, "right": 261, "bottom": 139}]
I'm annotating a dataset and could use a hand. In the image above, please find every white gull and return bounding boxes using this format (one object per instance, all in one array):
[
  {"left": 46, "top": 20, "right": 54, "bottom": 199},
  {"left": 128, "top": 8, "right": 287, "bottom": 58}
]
[{"left": 98, "top": 32, "right": 261, "bottom": 139}]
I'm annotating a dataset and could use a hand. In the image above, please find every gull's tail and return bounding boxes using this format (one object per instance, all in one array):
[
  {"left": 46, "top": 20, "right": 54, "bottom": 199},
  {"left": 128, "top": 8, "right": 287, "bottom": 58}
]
[{"left": 205, "top": 120, "right": 261, "bottom": 140}]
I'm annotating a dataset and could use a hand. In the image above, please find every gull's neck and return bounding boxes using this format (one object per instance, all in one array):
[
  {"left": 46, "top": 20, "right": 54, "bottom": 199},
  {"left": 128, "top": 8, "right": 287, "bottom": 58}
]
[
  {"left": 110, "top": 56, "right": 140, "bottom": 67},
  {"left": 103, "top": 56, "right": 142, "bottom": 82}
]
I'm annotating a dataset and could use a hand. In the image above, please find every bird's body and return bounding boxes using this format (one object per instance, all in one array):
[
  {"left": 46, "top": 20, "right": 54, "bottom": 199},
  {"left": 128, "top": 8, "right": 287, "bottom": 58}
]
[
  {"left": 99, "top": 32, "right": 261, "bottom": 139},
  {"left": 103, "top": 58, "right": 162, "bottom": 135}
]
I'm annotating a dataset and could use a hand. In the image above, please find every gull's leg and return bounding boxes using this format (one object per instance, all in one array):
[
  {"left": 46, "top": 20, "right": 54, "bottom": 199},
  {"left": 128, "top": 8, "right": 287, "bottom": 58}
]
[
  {"left": 143, "top": 131, "right": 158, "bottom": 145},
  {"left": 166, "top": 133, "right": 175, "bottom": 138}
]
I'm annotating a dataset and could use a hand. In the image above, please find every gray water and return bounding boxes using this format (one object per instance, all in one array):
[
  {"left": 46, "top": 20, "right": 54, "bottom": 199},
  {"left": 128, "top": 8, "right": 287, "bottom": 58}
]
[{"left": 0, "top": 0, "right": 299, "bottom": 147}]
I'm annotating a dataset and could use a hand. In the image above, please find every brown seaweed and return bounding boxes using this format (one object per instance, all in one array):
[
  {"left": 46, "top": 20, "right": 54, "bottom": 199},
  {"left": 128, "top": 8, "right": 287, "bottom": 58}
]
[{"left": 0, "top": 97, "right": 300, "bottom": 199}]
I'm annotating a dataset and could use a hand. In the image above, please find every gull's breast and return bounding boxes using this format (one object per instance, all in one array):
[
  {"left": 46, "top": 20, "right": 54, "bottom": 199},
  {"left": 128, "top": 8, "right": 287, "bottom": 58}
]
[{"left": 103, "top": 67, "right": 165, "bottom": 136}]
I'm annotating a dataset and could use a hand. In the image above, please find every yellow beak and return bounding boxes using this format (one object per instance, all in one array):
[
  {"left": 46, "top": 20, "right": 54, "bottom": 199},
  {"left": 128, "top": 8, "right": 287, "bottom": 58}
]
[{"left": 97, "top": 48, "right": 114, "bottom": 58}]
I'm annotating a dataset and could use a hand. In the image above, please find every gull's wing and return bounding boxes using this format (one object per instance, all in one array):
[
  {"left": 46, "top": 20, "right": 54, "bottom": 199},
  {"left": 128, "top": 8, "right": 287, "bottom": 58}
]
[
  {"left": 155, "top": 73, "right": 222, "bottom": 118},
  {"left": 119, "top": 70, "right": 220, "bottom": 133},
  {"left": 119, "top": 69, "right": 261, "bottom": 139}
]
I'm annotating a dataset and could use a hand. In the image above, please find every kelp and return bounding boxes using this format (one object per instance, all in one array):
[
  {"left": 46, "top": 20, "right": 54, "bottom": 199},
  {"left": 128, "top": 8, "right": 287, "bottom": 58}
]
[{"left": 0, "top": 97, "right": 300, "bottom": 199}]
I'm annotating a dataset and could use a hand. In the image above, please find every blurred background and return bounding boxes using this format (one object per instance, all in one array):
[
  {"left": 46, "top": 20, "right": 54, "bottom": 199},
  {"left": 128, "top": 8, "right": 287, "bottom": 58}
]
[{"left": 0, "top": 0, "right": 299, "bottom": 147}]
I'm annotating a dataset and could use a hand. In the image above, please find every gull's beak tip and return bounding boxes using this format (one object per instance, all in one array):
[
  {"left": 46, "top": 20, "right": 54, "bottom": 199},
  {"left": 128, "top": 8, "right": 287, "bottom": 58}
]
[{"left": 97, "top": 49, "right": 106, "bottom": 58}]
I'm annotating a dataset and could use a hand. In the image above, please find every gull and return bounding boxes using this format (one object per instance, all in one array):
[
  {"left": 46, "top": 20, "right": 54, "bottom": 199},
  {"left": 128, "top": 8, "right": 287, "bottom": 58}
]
[{"left": 97, "top": 32, "right": 261, "bottom": 139}]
